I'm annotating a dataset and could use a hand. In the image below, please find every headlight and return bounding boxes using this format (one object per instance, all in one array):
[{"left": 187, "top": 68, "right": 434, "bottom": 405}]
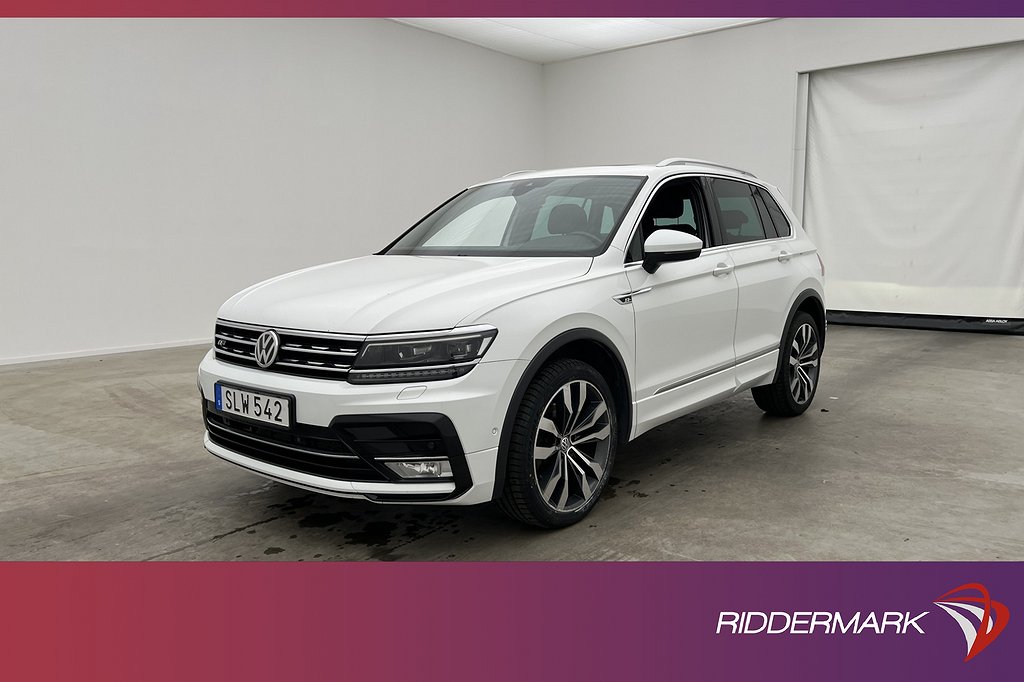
[{"left": 348, "top": 327, "right": 497, "bottom": 384}]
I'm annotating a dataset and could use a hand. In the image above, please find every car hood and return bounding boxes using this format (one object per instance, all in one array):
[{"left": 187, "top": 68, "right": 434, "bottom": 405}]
[{"left": 218, "top": 255, "right": 593, "bottom": 334}]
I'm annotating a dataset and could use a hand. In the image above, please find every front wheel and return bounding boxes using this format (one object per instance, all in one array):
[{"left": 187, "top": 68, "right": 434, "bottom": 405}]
[
  {"left": 752, "top": 311, "right": 821, "bottom": 417},
  {"left": 497, "top": 358, "right": 617, "bottom": 529}
]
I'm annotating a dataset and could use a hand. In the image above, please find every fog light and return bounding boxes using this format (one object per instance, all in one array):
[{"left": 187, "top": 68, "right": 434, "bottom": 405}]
[{"left": 383, "top": 459, "right": 453, "bottom": 479}]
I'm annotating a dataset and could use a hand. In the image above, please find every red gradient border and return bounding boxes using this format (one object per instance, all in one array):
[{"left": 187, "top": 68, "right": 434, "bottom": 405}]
[
  {"left": 1, "top": 562, "right": 1019, "bottom": 681},
  {"left": 0, "top": 1, "right": 1023, "bottom": 17}
]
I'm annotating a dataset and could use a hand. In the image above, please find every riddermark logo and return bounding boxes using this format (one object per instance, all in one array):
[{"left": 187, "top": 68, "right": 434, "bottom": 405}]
[
  {"left": 716, "top": 582, "right": 1009, "bottom": 662},
  {"left": 934, "top": 583, "right": 1010, "bottom": 662}
]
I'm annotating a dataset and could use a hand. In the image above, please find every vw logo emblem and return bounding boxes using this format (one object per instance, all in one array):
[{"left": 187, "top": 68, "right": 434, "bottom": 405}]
[{"left": 254, "top": 329, "right": 280, "bottom": 368}]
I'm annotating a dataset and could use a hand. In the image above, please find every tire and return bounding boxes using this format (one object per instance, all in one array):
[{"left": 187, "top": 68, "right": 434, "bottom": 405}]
[
  {"left": 497, "top": 358, "right": 617, "bottom": 529},
  {"left": 752, "top": 311, "right": 822, "bottom": 417}
]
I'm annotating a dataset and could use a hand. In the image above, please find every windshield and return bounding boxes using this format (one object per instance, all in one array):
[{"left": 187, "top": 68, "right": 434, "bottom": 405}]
[{"left": 382, "top": 175, "right": 646, "bottom": 257}]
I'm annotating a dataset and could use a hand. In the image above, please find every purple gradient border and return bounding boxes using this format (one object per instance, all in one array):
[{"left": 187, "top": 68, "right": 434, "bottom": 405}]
[
  {"left": 1, "top": 1, "right": 1024, "bottom": 17},
  {"left": 0, "top": 562, "right": 1019, "bottom": 680}
]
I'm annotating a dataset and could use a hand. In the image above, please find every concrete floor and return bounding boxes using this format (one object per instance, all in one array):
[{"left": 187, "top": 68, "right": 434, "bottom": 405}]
[{"left": 1, "top": 325, "right": 1022, "bottom": 561}]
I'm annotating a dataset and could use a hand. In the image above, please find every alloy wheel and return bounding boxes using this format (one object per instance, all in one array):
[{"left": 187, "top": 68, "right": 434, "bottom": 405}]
[
  {"left": 533, "top": 380, "right": 612, "bottom": 513},
  {"left": 789, "top": 323, "right": 819, "bottom": 404}
]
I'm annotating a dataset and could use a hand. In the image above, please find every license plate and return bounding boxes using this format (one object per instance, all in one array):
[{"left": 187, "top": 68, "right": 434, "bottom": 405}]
[{"left": 215, "top": 383, "right": 292, "bottom": 428}]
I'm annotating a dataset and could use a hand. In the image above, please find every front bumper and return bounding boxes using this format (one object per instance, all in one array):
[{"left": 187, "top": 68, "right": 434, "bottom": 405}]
[{"left": 198, "top": 350, "right": 523, "bottom": 505}]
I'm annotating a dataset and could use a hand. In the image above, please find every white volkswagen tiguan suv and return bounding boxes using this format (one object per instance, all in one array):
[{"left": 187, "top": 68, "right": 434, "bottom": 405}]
[{"left": 199, "top": 158, "right": 825, "bottom": 528}]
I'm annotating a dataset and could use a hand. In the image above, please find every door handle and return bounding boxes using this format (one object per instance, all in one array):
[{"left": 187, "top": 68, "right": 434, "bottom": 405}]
[
  {"left": 777, "top": 250, "right": 792, "bottom": 263},
  {"left": 712, "top": 263, "right": 733, "bottom": 277}
]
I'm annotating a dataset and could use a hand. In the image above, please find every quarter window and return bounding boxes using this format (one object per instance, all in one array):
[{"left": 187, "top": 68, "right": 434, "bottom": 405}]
[{"left": 757, "top": 188, "right": 792, "bottom": 237}]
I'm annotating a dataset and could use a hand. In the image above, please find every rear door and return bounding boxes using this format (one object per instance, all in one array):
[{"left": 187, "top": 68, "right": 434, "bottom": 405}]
[
  {"left": 625, "top": 176, "right": 739, "bottom": 434},
  {"left": 706, "top": 177, "right": 799, "bottom": 386}
]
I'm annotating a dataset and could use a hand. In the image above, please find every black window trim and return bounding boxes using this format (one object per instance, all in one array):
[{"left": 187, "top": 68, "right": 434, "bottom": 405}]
[
  {"left": 752, "top": 188, "right": 780, "bottom": 239},
  {"left": 622, "top": 172, "right": 795, "bottom": 265}
]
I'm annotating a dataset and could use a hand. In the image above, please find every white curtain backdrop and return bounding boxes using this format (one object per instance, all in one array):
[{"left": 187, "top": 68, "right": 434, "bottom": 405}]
[{"left": 804, "top": 42, "right": 1024, "bottom": 320}]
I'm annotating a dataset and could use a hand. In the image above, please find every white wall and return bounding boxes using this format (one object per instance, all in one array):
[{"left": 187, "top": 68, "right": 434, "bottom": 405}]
[
  {"left": 0, "top": 19, "right": 544, "bottom": 363},
  {"left": 542, "top": 18, "right": 1024, "bottom": 202},
  {"left": 7, "top": 19, "right": 1024, "bottom": 363}
]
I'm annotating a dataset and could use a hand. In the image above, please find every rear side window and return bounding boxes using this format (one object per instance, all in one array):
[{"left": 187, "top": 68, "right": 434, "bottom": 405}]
[
  {"left": 757, "top": 188, "right": 792, "bottom": 237},
  {"left": 711, "top": 178, "right": 767, "bottom": 244}
]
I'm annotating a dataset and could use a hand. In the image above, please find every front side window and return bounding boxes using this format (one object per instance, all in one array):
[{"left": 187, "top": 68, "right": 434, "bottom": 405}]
[
  {"left": 626, "top": 177, "right": 709, "bottom": 262},
  {"left": 383, "top": 175, "right": 646, "bottom": 257},
  {"left": 711, "top": 178, "right": 768, "bottom": 245}
]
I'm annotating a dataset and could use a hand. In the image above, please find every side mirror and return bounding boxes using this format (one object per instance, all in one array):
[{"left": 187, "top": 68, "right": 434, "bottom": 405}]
[{"left": 642, "top": 230, "right": 703, "bottom": 273}]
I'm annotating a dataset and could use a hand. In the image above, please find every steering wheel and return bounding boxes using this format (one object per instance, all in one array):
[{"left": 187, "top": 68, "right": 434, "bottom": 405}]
[{"left": 563, "top": 230, "right": 603, "bottom": 245}]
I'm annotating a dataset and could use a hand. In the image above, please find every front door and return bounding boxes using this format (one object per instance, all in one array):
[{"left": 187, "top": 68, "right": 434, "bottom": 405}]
[{"left": 624, "top": 176, "right": 739, "bottom": 435}]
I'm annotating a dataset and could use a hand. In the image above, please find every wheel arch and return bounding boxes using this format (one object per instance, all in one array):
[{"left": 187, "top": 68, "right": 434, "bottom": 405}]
[
  {"left": 790, "top": 289, "right": 826, "bottom": 346},
  {"left": 491, "top": 328, "right": 632, "bottom": 502},
  {"left": 772, "top": 289, "right": 826, "bottom": 383}
]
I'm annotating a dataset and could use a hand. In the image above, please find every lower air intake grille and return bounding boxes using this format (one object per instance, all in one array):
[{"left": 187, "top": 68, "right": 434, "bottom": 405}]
[{"left": 204, "top": 404, "right": 388, "bottom": 482}]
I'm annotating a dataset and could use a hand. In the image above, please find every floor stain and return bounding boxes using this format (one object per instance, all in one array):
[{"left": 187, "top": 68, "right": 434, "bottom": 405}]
[
  {"left": 269, "top": 494, "right": 317, "bottom": 512},
  {"left": 298, "top": 511, "right": 360, "bottom": 528},
  {"left": 601, "top": 476, "right": 622, "bottom": 499},
  {"left": 344, "top": 521, "right": 398, "bottom": 547}
]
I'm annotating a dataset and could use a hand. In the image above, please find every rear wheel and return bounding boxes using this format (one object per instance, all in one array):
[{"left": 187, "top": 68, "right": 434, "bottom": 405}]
[
  {"left": 498, "top": 358, "right": 616, "bottom": 528},
  {"left": 752, "top": 311, "right": 821, "bottom": 417}
]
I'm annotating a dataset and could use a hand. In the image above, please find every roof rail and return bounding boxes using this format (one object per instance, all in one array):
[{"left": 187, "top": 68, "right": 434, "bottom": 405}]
[
  {"left": 502, "top": 169, "right": 536, "bottom": 178},
  {"left": 655, "top": 157, "right": 756, "bottom": 178}
]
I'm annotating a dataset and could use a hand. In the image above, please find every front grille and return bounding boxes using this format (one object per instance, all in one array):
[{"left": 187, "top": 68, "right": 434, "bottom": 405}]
[
  {"left": 204, "top": 404, "right": 388, "bottom": 482},
  {"left": 214, "top": 320, "right": 364, "bottom": 380}
]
